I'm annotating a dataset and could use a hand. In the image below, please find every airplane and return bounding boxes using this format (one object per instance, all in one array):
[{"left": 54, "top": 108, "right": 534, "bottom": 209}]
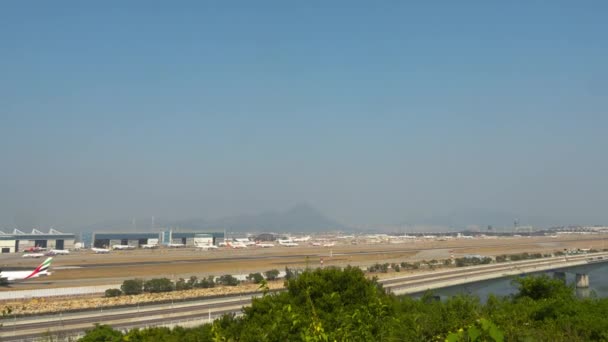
[
  {"left": 46, "top": 249, "right": 70, "bottom": 256},
  {"left": 24, "top": 246, "right": 46, "bottom": 253},
  {"left": 323, "top": 242, "right": 336, "bottom": 247},
  {"left": 0, "top": 257, "right": 53, "bottom": 282},
  {"left": 227, "top": 241, "right": 248, "bottom": 249},
  {"left": 22, "top": 253, "right": 45, "bottom": 258},
  {"left": 293, "top": 236, "right": 311, "bottom": 242},
  {"left": 112, "top": 245, "right": 135, "bottom": 250},
  {"left": 142, "top": 244, "right": 159, "bottom": 249},
  {"left": 91, "top": 248, "right": 110, "bottom": 254},
  {"left": 256, "top": 243, "right": 275, "bottom": 248},
  {"left": 167, "top": 243, "right": 185, "bottom": 248},
  {"left": 278, "top": 240, "right": 299, "bottom": 247}
]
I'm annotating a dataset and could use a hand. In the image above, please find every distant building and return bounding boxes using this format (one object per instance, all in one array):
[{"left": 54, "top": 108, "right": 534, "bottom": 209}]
[
  {"left": 93, "top": 231, "right": 225, "bottom": 248},
  {"left": 0, "top": 229, "right": 75, "bottom": 253},
  {"left": 255, "top": 233, "right": 276, "bottom": 242},
  {"left": 92, "top": 232, "right": 161, "bottom": 248}
]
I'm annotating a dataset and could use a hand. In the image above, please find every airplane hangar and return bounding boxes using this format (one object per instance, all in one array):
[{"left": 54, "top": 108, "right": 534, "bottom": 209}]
[
  {"left": 92, "top": 231, "right": 224, "bottom": 248},
  {"left": 0, "top": 229, "right": 76, "bottom": 253},
  {"left": 92, "top": 232, "right": 161, "bottom": 249}
]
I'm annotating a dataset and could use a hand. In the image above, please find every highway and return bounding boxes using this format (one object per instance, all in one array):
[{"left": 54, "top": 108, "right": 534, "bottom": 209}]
[{"left": 1, "top": 252, "right": 606, "bottom": 341}]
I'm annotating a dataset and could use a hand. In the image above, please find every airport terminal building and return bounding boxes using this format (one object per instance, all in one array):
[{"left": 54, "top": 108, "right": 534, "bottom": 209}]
[
  {"left": 0, "top": 229, "right": 76, "bottom": 253},
  {"left": 92, "top": 231, "right": 224, "bottom": 248}
]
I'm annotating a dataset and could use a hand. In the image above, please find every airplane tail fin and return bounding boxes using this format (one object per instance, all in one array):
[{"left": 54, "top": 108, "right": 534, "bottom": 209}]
[{"left": 24, "top": 257, "right": 53, "bottom": 279}]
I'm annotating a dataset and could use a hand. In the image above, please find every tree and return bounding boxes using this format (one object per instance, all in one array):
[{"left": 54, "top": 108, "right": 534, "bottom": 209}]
[
  {"left": 217, "top": 274, "right": 239, "bottom": 286},
  {"left": 512, "top": 274, "right": 574, "bottom": 301},
  {"left": 196, "top": 276, "right": 215, "bottom": 288},
  {"left": 247, "top": 272, "right": 264, "bottom": 284},
  {"left": 104, "top": 288, "right": 122, "bottom": 298},
  {"left": 285, "top": 267, "right": 295, "bottom": 280},
  {"left": 144, "top": 278, "right": 174, "bottom": 293},
  {"left": 121, "top": 279, "right": 144, "bottom": 295},
  {"left": 264, "top": 269, "right": 280, "bottom": 281},
  {"left": 79, "top": 324, "right": 123, "bottom": 342}
]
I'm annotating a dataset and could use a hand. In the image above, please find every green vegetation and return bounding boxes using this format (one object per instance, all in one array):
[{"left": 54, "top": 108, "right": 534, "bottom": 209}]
[
  {"left": 104, "top": 288, "right": 122, "bottom": 298},
  {"left": 264, "top": 269, "right": 280, "bottom": 281},
  {"left": 81, "top": 267, "right": 608, "bottom": 341},
  {"left": 143, "top": 278, "right": 174, "bottom": 293},
  {"left": 216, "top": 274, "right": 239, "bottom": 286},
  {"left": 120, "top": 279, "right": 144, "bottom": 295},
  {"left": 455, "top": 256, "right": 492, "bottom": 267},
  {"left": 247, "top": 272, "right": 264, "bottom": 284}
]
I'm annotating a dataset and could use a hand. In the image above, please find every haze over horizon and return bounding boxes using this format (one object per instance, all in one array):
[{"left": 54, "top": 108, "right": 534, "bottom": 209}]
[{"left": 1, "top": 2, "right": 607, "bottom": 231}]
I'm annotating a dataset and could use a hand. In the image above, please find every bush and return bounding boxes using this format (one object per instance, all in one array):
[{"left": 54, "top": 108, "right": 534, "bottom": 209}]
[
  {"left": 196, "top": 276, "right": 216, "bottom": 288},
  {"left": 217, "top": 274, "right": 239, "bottom": 286},
  {"left": 121, "top": 279, "right": 144, "bottom": 295},
  {"left": 247, "top": 272, "right": 264, "bottom": 284},
  {"left": 264, "top": 269, "right": 280, "bottom": 281},
  {"left": 144, "top": 278, "right": 175, "bottom": 293},
  {"left": 104, "top": 288, "right": 122, "bottom": 297}
]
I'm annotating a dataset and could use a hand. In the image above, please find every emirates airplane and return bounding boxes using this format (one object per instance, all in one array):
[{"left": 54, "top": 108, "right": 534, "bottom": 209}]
[{"left": 0, "top": 257, "right": 53, "bottom": 283}]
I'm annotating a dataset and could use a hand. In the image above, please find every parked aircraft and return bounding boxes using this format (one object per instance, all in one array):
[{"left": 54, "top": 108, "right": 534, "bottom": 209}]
[
  {"left": 227, "top": 241, "right": 248, "bottom": 249},
  {"left": 22, "top": 253, "right": 45, "bottom": 258},
  {"left": 0, "top": 257, "right": 53, "bottom": 282},
  {"left": 167, "top": 243, "right": 185, "bottom": 248},
  {"left": 91, "top": 248, "right": 110, "bottom": 254},
  {"left": 256, "top": 243, "right": 275, "bottom": 248},
  {"left": 278, "top": 240, "right": 299, "bottom": 247},
  {"left": 46, "top": 249, "right": 70, "bottom": 255},
  {"left": 293, "top": 236, "right": 311, "bottom": 242},
  {"left": 142, "top": 244, "right": 159, "bottom": 249},
  {"left": 112, "top": 245, "right": 135, "bottom": 250},
  {"left": 24, "top": 247, "right": 46, "bottom": 253}
]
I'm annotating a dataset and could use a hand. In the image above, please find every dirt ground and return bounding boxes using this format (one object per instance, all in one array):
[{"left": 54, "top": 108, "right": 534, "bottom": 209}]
[{"left": 1, "top": 235, "right": 606, "bottom": 290}]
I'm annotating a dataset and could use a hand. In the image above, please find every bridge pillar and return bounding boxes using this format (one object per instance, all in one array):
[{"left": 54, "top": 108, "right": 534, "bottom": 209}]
[
  {"left": 575, "top": 273, "right": 589, "bottom": 288},
  {"left": 553, "top": 272, "right": 566, "bottom": 283}
]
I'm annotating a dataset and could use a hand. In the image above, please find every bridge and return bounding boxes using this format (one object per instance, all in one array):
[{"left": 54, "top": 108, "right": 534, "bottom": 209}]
[{"left": 380, "top": 252, "right": 608, "bottom": 295}]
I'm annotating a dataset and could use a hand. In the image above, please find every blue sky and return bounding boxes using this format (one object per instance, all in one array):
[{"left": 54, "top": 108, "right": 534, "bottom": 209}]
[{"left": 1, "top": 2, "right": 607, "bottom": 229}]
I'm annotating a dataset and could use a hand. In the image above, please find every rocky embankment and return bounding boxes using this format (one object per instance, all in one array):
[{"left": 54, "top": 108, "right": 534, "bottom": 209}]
[{"left": 0, "top": 281, "right": 285, "bottom": 317}]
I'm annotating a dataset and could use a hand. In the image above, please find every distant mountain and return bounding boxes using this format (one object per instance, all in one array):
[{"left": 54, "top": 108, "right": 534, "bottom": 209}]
[
  {"left": 74, "top": 204, "right": 344, "bottom": 233},
  {"left": 209, "top": 203, "right": 344, "bottom": 233}
]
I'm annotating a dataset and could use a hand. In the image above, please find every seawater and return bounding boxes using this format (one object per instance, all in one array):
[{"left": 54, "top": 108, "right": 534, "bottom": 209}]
[{"left": 409, "top": 263, "right": 608, "bottom": 302}]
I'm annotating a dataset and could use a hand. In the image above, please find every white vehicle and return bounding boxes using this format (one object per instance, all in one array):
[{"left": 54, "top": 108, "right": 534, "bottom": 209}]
[
  {"left": 91, "top": 248, "right": 110, "bottom": 254},
  {"left": 142, "top": 244, "right": 159, "bottom": 249},
  {"left": 256, "top": 243, "right": 275, "bottom": 248},
  {"left": 167, "top": 243, "right": 185, "bottom": 248},
  {"left": 323, "top": 242, "right": 336, "bottom": 247},
  {"left": 278, "top": 240, "right": 299, "bottom": 247},
  {"left": 22, "top": 253, "right": 45, "bottom": 258},
  {"left": 112, "top": 245, "right": 135, "bottom": 250},
  {"left": 1, "top": 257, "right": 53, "bottom": 282}
]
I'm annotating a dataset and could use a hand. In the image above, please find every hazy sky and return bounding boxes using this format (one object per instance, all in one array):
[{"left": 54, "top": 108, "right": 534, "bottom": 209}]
[{"left": 1, "top": 2, "right": 607, "bottom": 229}]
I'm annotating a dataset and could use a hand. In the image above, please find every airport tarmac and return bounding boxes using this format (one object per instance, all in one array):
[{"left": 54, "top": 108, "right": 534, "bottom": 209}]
[{"left": 1, "top": 235, "right": 605, "bottom": 290}]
